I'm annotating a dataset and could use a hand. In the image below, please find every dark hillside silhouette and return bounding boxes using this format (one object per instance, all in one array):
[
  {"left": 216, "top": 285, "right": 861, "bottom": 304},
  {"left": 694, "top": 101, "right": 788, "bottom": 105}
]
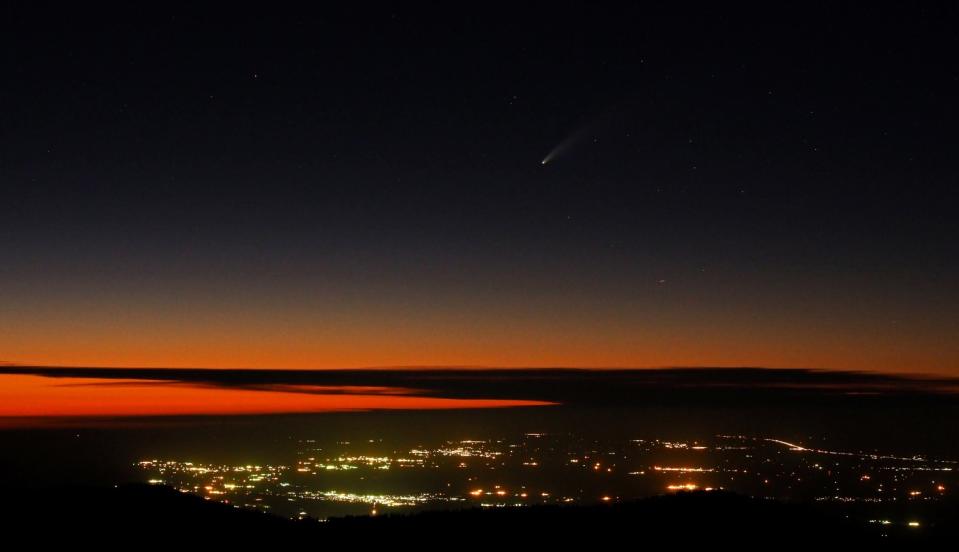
[{"left": 4, "top": 484, "right": 944, "bottom": 546}]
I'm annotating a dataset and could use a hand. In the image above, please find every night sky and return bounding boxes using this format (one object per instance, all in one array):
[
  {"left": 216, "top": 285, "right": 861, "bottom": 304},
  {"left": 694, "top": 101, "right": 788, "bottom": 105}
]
[{"left": 2, "top": 4, "right": 957, "bottom": 373}]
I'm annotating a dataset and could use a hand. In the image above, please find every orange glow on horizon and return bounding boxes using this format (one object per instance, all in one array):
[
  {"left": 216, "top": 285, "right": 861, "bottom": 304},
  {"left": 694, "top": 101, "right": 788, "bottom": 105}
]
[
  {"left": 2, "top": 338, "right": 953, "bottom": 375},
  {"left": 2, "top": 292, "right": 957, "bottom": 376},
  {"left": 0, "top": 375, "right": 553, "bottom": 425}
]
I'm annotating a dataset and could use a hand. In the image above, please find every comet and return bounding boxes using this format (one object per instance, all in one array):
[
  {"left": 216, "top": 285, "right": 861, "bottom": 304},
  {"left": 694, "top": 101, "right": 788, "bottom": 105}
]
[{"left": 540, "top": 123, "right": 594, "bottom": 166}]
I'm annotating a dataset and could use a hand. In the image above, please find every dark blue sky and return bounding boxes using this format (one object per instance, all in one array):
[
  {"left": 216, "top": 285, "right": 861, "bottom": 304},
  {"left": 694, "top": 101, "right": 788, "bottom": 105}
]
[{"left": 2, "top": 4, "right": 957, "bottom": 372}]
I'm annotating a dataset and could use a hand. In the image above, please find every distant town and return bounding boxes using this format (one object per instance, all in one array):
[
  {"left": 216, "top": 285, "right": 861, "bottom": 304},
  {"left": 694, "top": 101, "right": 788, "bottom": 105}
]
[{"left": 137, "top": 432, "right": 956, "bottom": 530}]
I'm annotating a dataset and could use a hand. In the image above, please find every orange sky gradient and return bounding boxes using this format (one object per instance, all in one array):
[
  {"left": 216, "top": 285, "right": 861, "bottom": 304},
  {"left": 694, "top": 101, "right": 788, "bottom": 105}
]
[
  {"left": 2, "top": 272, "right": 956, "bottom": 375},
  {"left": 2, "top": 321, "right": 955, "bottom": 375}
]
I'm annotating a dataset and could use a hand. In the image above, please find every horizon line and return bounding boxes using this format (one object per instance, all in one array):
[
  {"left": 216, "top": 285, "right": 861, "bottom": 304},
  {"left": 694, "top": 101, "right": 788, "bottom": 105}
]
[{"left": 2, "top": 362, "right": 957, "bottom": 381}]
